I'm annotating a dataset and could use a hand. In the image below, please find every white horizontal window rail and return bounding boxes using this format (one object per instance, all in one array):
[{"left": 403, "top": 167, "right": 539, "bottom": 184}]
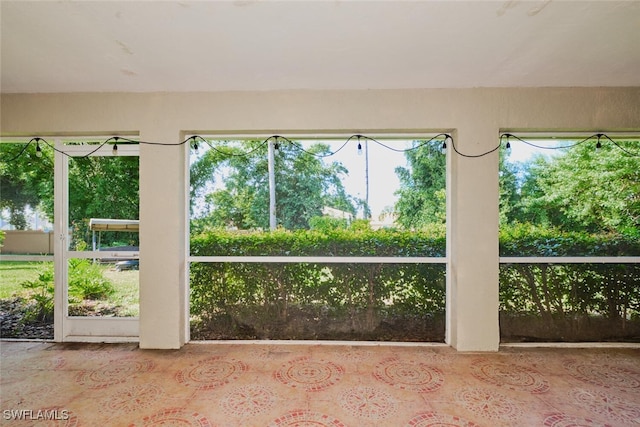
[
  {"left": 500, "top": 256, "right": 640, "bottom": 264},
  {"left": 188, "top": 256, "right": 447, "bottom": 264}
]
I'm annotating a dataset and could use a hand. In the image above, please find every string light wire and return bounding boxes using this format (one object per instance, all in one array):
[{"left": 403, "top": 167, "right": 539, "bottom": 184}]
[
  {"left": 500, "top": 133, "right": 639, "bottom": 157},
  {"left": 600, "top": 134, "right": 640, "bottom": 157},
  {"left": 2, "top": 132, "right": 638, "bottom": 161}
]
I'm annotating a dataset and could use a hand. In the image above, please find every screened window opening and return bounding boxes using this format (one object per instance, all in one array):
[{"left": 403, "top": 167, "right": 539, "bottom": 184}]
[
  {"left": 188, "top": 136, "right": 448, "bottom": 341},
  {"left": 498, "top": 134, "right": 640, "bottom": 342},
  {"left": 1, "top": 141, "right": 55, "bottom": 339}
]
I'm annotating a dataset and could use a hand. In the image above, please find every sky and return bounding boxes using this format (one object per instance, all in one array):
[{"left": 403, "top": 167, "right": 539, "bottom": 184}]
[{"left": 315, "top": 139, "right": 411, "bottom": 219}]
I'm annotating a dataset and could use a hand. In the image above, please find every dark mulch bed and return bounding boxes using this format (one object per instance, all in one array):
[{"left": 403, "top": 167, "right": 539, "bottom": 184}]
[
  {"left": 0, "top": 297, "right": 53, "bottom": 339},
  {"left": 0, "top": 297, "right": 125, "bottom": 340},
  {"left": 190, "top": 307, "right": 446, "bottom": 342}
]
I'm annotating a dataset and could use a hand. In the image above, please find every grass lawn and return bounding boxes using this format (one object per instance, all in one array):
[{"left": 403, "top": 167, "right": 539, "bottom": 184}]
[
  {"left": 103, "top": 268, "right": 139, "bottom": 317},
  {"left": 0, "top": 261, "right": 139, "bottom": 316},
  {"left": 0, "top": 261, "right": 51, "bottom": 299}
]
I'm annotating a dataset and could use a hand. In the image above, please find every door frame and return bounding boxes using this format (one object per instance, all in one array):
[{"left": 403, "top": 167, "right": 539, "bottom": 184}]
[{"left": 53, "top": 138, "right": 140, "bottom": 342}]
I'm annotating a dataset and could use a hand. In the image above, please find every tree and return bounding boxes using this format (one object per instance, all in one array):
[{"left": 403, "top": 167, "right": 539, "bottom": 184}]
[
  {"left": 498, "top": 146, "right": 522, "bottom": 225},
  {"left": 67, "top": 155, "right": 139, "bottom": 246},
  {"left": 394, "top": 140, "right": 446, "bottom": 229},
  {"left": 0, "top": 142, "right": 54, "bottom": 229},
  {"left": 191, "top": 140, "right": 356, "bottom": 231},
  {"left": 517, "top": 141, "right": 639, "bottom": 234},
  {"left": 0, "top": 141, "right": 139, "bottom": 246}
]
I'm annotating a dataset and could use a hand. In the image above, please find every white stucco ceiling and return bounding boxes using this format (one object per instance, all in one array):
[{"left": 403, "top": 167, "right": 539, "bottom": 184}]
[{"left": 1, "top": 0, "right": 639, "bottom": 93}]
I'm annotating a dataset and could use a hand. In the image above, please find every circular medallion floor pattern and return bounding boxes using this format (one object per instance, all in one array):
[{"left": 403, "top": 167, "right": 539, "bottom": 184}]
[
  {"left": 338, "top": 386, "right": 397, "bottom": 420},
  {"left": 543, "top": 412, "right": 613, "bottom": 427},
  {"left": 373, "top": 357, "right": 444, "bottom": 393},
  {"left": 405, "top": 411, "right": 481, "bottom": 427},
  {"left": 268, "top": 410, "right": 346, "bottom": 427},
  {"left": 219, "top": 384, "right": 277, "bottom": 417},
  {"left": 75, "top": 358, "right": 155, "bottom": 389},
  {"left": 470, "top": 359, "right": 550, "bottom": 394},
  {"left": 454, "top": 387, "right": 522, "bottom": 422},
  {"left": 130, "top": 408, "right": 212, "bottom": 427},
  {"left": 274, "top": 356, "right": 345, "bottom": 392},
  {"left": 570, "top": 388, "right": 640, "bottom": 425},
  {"left": 102, "top": 383, "right": 164, "bottom": 414},
  {"left": 175, "top": 356, "right": 248, "bottom": 390},
  {"left": 564, "top": 360, "right": 640, "bottom": 392}
]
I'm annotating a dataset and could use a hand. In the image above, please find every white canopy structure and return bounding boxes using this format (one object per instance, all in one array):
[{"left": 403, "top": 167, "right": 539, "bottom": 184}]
[
  {"left": 89, "top": 218, "right": 139, "bottom": 232},
  {"left": 89, "top": 218, "right": 139, "bottom": 251}
]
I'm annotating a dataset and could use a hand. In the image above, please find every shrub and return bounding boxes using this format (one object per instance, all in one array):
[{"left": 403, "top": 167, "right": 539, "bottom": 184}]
[
  {"left": 19, "top": 259, "right": 115, "bottom": 322},
  {"left": 68, "top": 259, "right": 115, "bottom": 302},
  {"left": 20, "top": 268, "right": 55, "bottom": 322},
  {"left": 189, "top": 224, "right": 639, "bottom": 341},
  {"left": 499, "top": 224, "right": 640, "bottom": 341},
  {"left": 190, "top": 228, "right": 446, "bottom": 339}
]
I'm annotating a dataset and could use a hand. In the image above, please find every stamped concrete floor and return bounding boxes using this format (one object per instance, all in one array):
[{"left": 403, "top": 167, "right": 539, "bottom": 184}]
[{"left": 1, "top": 341, "right": 639, "bottom": 426}]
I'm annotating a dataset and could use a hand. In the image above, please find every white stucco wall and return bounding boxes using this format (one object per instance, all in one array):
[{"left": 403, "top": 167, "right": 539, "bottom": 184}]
[{"left": 2, "top": 88, "right": 639, "bottom": 350}]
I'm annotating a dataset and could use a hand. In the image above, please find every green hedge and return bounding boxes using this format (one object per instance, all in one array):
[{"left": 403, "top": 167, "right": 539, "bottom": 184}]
[
  {"left": 499, "top": 224, "right": 640, "bottom": 341},
  {"left": 191, "top": 227, "right": 446, "bottom": 257},
  {"left": 499, "top": 223, "right": 640, "bottom": 256},
  {"left": 190, "top": 228, "right": 446, "bottom": 340},
  {"left": 189, "top": 225, "right": 639, "bottom": 341}
]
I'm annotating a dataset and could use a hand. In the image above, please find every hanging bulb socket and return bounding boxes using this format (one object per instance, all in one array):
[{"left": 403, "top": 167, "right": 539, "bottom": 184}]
[
  {"left": 112, "top": 137, "right": 119, "bottom": 155},
  {"left": 35, "top": 139, "right": 43, "bottom": 158},
  {"left": 357, "top": 136, "right": 363, "bottom": 156},
  {"left": 440, "top": 140, "right": 447, "bottom": 154}
]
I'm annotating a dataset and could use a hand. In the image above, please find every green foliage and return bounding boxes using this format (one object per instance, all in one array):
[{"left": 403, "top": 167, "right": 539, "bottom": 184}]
[
  {"left": 67, "top": 156, "right": 139, "bottom": 248},
  {"left": 394, "top": 140, "right": 446, "bottom": 229},
  {"left": 0, "top": 142, "right": 54, "bottom": 229},
  {"left": 68, "top": 259, "right": 115, "bottom": 301},
  {"left": 190, "top": 224, "right": 638, "bottom": 340},
  {"left": 190, "top": 228, "right": 446, "bottom": 338},
  {"left": 20, "top": 268, "right": 55, "bottom": 322},
  {"left": 1, "top": 142, "right": 138, "bottom": 251},
  {"left": 308, "top": 216, "right": 349, "bottom": 232},
  {"left": 499, "top": 223, "right": 640, "bottom": 340},
  {"left": 0, "top": 230, "right": 5, "bottom": 248},
  {"left": 499, "top": 223, "right": 640, "bottom": 257},
  {"left": 190, "top": 140, "right": 355, "bottom": 232},
  {"left": 502, "top": 140, "right": 639, "bottom": 234},
  {"left": 18, "top": 260, "right": 115, "bottom": 322},
  {"left": 191, "top": 227, "right": 446, "bottom": 258}
]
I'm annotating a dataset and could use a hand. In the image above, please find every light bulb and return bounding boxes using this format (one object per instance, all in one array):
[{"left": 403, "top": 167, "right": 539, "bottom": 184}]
[
  {"left": 112, "top": 143, "right": 118, "bottom": 155},
  {"left": 357, "top": 142, "right": 363, "bottom": 156},
  {"left": 440, "top": 141, "right": 447, "bottom": 154},
  {"left": 35, "top": 142, "right": 43, "bottom": 158}
]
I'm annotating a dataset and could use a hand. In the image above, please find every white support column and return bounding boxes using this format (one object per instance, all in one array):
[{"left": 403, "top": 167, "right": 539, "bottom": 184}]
[
  {"left": 139, "top": 127, "right": 187, "bottom": 349},
  {"left": 446, "top": 127, "right": 500, "bottom": 351},
  {"left": 53, "top": 140, "right": 68, "bottom": 342}
]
